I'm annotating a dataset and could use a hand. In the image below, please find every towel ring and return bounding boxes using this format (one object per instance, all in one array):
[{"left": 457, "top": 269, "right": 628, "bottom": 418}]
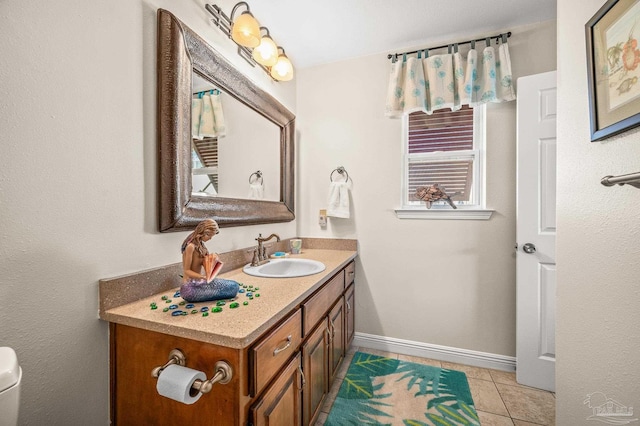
[
  {"left": 330, "top": 166, "right": 350, "bottom": 182},
  {"left": 249, "top": 170, "right": 263, "bottom": 185}
]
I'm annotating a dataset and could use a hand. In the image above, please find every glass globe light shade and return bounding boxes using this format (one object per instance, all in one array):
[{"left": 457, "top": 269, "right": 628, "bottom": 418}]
[
  {"left": 252, "top": 35, "right": 278, "bottom": 67},
  {"left": 231, "top": 12, "right": 260, "bottom": 47},
  {"left": 271, "top": 54, "right": 294, "bottom": 81}
]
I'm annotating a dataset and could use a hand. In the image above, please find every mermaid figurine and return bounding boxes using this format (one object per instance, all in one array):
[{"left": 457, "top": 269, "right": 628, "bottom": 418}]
[{"left": 180, "top": 219, "right": 239, "bottom": 303}]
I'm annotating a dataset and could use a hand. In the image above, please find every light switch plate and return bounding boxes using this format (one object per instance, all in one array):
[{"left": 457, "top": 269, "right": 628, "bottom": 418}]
[{"left": 319, "top": 209, "right": 327, "bottom": 226}]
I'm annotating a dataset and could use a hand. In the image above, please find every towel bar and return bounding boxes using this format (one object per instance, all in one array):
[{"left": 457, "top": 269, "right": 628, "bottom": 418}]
[
  {"left": 601, "top": 172, "right": 640, "bottom": 189},
  {"left": 249, "top": 170, "right": 263, "bottom": 185},
  {"left": 330, "top": 166, "right": 350, "bottom": 182}
]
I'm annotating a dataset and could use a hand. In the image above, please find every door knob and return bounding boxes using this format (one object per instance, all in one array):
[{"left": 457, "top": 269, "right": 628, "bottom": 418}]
[{"left": 522, "top": 243, "right": 536, "bottom": 254}]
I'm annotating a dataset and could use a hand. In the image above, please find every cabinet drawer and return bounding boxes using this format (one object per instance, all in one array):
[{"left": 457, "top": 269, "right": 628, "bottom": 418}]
[
  {"left": 251, "top": 309, "right": 302, "bottom": 396},
  {"left": 302, "top": 270, "right": 344, "bottom": 336},
  {"left": 345, "top": 261, "right": 355, "bottom": 287}
]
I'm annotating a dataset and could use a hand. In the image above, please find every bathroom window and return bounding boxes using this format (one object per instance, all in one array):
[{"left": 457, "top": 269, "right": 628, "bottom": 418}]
[{"left": 396, "top": 105, "right": 492, "bottom": 220}]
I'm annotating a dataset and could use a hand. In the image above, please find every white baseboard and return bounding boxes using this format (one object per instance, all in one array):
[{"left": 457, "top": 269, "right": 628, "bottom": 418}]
[{"left": 352, "top": 332, "right": 516, "bottom": 372}]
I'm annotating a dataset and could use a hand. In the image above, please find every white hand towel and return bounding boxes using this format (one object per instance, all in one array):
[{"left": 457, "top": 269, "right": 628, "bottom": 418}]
[
  {"left": 327, "top": 181, "right": 350, "bottom": 218},
  {"left": 199, "top": 94, "right": 217, "bottom": 138},
  {"left": 210, "top": 92, "right": 226, "bottom": 137},
  {"left": 248, "top": 183, "right": 264, "bottom": 200}
]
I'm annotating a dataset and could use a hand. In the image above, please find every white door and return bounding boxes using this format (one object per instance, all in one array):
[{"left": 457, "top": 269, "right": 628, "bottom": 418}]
[{"left": 516, "top": 71, "right": 557, "bottom": 392}]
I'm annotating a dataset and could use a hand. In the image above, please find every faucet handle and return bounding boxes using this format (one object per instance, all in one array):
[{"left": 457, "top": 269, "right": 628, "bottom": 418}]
[{"left": 249, "top": 248, "right": 259, "bottom": 266}]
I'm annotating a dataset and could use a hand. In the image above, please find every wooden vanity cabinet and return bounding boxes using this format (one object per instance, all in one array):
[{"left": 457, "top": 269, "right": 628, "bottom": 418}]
[
  {"left": 109, "top": 260, "right": 355, "bottom": 426},
  {"left": 109, "top": 324, "right": 248, "bottom": 425},
  {"left": 345, "top": 283, "right": 355, "bottom": 348},
  {"left": 253, "top": 262, "right": 355, "bottom": 426},
  {"left": 301, "top": 320, "right": 329, "bottom": 426},
  {"left": 327, "top": 299, "right": 345, "bottom": 384},
  {"left": 298, "top": 261, "right": 355, "bottom": 425}
]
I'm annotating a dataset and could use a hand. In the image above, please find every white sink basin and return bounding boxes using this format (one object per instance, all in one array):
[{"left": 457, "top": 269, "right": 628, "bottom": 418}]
[{"left": 243, "top": 258, "right": 326, "bottom": 278}]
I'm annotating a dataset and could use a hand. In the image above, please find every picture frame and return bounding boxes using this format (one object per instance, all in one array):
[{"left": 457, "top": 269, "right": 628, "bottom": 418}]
[{"left": 586, "top": 0, "right": 640, "bottom": 141}]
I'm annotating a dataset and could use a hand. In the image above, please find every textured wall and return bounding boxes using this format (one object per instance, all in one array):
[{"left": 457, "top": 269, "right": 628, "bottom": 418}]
[
  {"left": 557, "top": 0, "right": 640, "bottom": 422},
  {"left": 0, "top": 0, "right": 295, "bottom": 424},
  {"left": 296, "top": 20, "right": 557, "bottom": 357}
]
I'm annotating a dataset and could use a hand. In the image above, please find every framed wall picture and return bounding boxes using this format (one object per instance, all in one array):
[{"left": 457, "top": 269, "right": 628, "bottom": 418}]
[{"left": 586, "top": 0, "right": 640, "bottom": 141}]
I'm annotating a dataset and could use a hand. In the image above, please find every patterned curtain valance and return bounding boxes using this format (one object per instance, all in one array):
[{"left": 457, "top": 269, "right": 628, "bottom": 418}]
[{"left": 385, "top": 41, "right": 516, "bottom": 117}]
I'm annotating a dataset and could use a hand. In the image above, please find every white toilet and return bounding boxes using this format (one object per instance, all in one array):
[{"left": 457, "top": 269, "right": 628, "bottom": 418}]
[{"left": 0, "top": 347, "right": 21, "bottom": 426}]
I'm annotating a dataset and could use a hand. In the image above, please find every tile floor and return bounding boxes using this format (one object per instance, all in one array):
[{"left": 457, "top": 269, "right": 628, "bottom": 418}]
[{"left": 315, "top": 346, "right": 556, "bottom": 426}]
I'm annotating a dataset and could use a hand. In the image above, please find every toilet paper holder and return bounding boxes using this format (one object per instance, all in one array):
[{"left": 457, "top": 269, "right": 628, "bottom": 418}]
[{"left": 151, "top": 348, "right": 233, "bottom": 394}]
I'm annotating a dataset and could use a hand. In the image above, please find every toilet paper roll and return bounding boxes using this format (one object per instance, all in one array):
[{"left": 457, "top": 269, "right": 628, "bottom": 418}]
[{"left": 156, "top": 364, "right": 206, "bottom": 405}]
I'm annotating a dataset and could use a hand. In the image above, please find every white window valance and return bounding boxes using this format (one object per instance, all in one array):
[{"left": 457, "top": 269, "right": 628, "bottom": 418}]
[{"left": 385, "top": 42, "right": 516, "bottom": 117}]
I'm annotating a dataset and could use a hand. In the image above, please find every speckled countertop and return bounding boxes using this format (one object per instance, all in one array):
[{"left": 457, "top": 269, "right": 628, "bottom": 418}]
[{"left": 100, "top": 249, "right": 357, "bottom": 349}]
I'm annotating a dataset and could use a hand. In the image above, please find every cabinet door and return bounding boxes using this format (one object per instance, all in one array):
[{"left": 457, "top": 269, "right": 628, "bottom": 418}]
[
  {"left": 302, "top": 320, "right": 329, "bottom": 426},
  {"left": 328, "top": 299, "right": 345, "bottom": 384},
  {"left": 251, "top": 353, "right": 303, "bottom": 426},
  {"left": 345, "top": 283, "right": 355, "bottom": 348}
]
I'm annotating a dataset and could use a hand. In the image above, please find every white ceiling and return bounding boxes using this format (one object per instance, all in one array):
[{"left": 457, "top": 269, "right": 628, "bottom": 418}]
[{"left": 247, "top": 0, "right": 557, "bottom": 69}]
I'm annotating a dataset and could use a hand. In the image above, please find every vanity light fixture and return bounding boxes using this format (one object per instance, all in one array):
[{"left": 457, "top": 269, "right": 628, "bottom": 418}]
[
  {"left": 204, "top": 2, "right": 294, "bottom": 81},
  {"left": 252, "top": 27, "right": 278, "bottom": 67},
  {"left": 271, "top": 47, "right": 294, "bottom": 82},
  {"left": 229, "top": 2, "right": 260, "bottom": 47}
]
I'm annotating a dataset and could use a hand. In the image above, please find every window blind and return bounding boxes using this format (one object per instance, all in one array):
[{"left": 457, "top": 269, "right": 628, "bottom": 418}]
[{"left": 407, "top": 106, "right": 475, "bottom": 203}]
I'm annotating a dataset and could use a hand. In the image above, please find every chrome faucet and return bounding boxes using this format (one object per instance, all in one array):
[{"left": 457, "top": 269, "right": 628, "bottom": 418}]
[{"left": 251, "top": 233, "right": 281, "bottom": 266}]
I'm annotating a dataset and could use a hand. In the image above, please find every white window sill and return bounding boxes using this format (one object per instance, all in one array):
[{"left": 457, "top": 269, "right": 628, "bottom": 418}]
[{"left": 394, "top": 208, "right": 494, "bottom": 220}]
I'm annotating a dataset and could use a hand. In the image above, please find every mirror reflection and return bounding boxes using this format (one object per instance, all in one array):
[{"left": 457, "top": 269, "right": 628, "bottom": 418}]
[
  {"left": 191, "top": 73, "right": 280, "bottom": 201},
  {"left": 157, "top": 9, "right": 295, "bottom": 232}
]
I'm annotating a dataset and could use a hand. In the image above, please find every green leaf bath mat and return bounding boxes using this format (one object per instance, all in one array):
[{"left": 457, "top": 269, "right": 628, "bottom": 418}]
[{"left": 325, "top": 352, "right": 480, "bottom": 426}]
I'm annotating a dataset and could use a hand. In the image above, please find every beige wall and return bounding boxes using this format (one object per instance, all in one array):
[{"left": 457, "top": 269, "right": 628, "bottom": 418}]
[
  {"left": 296, "top": 20, "right": 557, "bottom": 357},
  {"left": 0, "top": 0, "right": 296, "bottom": 424},
  {"left": 557, "top": 0, "right": 640, "bottom": 422}
]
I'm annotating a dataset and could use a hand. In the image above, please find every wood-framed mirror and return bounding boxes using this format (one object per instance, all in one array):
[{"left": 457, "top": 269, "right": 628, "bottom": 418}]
[{"left": 157, "top": 9, "right": 295, "bottom": 232}]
